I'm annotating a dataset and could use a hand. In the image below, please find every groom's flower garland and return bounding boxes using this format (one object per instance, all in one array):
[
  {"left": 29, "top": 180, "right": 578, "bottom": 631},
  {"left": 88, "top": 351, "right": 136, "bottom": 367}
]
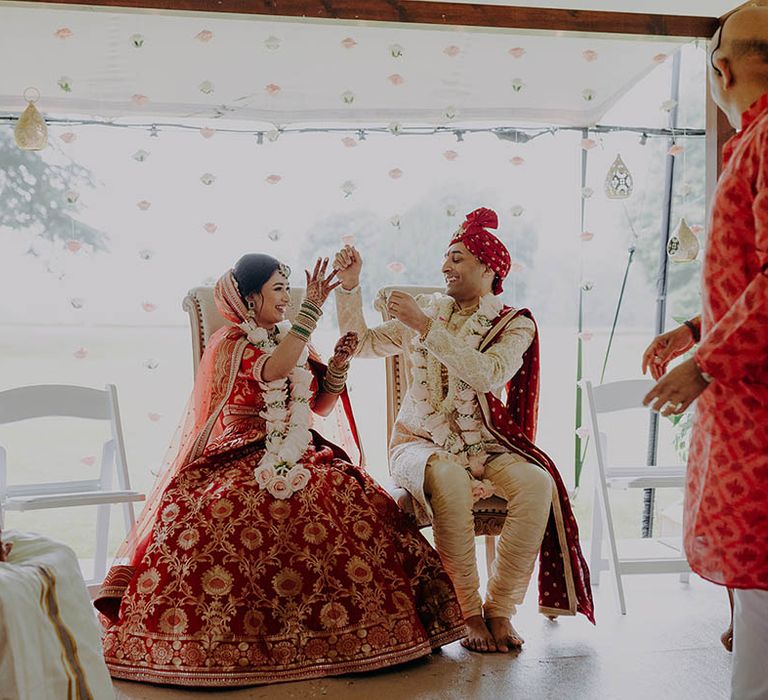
[
  {"left": 411, "top": 294, "right": 504, "bottom": 502},
  {"left": 239, "top": 319, "right": 313, "bottom": 500}
]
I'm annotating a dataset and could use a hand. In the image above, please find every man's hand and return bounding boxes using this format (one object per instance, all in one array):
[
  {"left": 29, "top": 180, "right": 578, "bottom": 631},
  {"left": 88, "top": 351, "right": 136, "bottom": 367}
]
[
  {"left": 642, "top": 358, "right": 709, "bottom": 416},
  {"left": 386, "top": 291, "right": 430, "bottom": 334},
  {"left": 642, "top": 325, "right": 696, "bottom": 380},
  {"left": 331, "top": 331, "right": 358, "bottom": 366},
  {"left": 332, "top": 245, "right": 363, "bottom": 291}
]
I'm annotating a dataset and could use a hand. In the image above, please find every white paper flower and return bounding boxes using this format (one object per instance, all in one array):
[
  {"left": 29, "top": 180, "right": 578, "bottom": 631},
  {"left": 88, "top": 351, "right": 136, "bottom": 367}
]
[
  {"left": 267, "top": 476, "right": 293, "bottom": 499},
  {"left": 456, "top": 415, "right": 480, "bottom": 431},
  {"left": 287, "top": 465, "right": 311, "bottom": 491},
  {"left": 254, "top": 465, "right": 275, "bottom": 487},
  {"left": 266, "top": 387, "right": 291, "bottom": 404},
  {"left": 464, "top": 431, "right": 483, "bottom": 446},
  {"left": 423, "top": 413, "right": 446, "bottom": 432}
]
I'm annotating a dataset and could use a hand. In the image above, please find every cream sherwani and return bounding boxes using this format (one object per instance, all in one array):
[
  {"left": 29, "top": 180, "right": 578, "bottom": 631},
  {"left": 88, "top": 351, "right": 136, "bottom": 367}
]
[{"left": 336, "top": 286, "right": 553, "bottom": 618}]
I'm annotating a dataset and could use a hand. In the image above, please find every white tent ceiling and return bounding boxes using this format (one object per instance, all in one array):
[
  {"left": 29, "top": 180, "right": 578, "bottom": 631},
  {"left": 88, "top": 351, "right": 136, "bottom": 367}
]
[{"left": 0, "top": 2, "right": 698, "bottom": 127}]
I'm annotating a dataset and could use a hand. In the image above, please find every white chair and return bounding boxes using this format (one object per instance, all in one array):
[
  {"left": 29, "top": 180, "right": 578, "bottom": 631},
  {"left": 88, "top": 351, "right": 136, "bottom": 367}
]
[
  {"left": 376, "top": 285, "right": 507, "bottom": 578},
  {"left": 582, "top": 378, "right": 689, "bottom": 614},
  {"left": 0, "top": 384, "right": 145, "bottom": 586}
]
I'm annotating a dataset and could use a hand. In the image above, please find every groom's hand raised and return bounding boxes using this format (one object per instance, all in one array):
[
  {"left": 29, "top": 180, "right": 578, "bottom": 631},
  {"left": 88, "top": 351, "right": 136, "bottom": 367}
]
[{"left": 332, "top": 245, "right": 363, "bottom": 291}]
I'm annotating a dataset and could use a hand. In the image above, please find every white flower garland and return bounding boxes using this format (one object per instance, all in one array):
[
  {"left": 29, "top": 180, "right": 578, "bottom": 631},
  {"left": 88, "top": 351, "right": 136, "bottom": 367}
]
[
  {"left": 410, "top": 293, "right": 504, "bottom": 502},
  {"left": 238, "top": 319, "right": 313, "bottom": 500}
]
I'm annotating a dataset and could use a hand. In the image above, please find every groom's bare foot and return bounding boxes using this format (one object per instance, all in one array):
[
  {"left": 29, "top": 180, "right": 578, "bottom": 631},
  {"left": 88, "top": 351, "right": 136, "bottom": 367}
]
[
  {"left": 486, "top": 617, "right": 524, "bottom": 653},
  {"left": 461, "top": 615, "right": 497, "bottom": 653}
]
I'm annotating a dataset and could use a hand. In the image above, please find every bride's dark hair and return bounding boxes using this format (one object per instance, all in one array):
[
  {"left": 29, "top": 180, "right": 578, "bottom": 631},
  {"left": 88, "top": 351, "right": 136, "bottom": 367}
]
[{"left": 232, "top": 254, "right": 289, "bottom": 302}]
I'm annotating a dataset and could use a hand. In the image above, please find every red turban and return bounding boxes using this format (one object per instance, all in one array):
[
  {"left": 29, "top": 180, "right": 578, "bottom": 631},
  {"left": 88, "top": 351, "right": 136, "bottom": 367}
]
[{"left": 449, "top": 207, "right": 511, "bottom": 295}]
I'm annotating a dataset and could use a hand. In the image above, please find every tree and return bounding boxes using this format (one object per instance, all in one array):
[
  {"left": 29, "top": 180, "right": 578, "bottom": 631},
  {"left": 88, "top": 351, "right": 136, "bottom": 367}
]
[{"left": 0, "top": 131, "right": 107, "bottom": 251}]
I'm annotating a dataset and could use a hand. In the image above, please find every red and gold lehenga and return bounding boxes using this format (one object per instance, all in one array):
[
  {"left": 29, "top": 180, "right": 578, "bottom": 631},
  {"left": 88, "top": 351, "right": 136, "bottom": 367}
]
[{"left": 94, "top": 273, "right": 465, "bottom": 687}]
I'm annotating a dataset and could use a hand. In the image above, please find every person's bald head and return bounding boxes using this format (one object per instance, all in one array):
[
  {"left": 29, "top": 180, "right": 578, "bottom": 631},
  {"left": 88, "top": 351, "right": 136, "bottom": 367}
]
[{"left": 709, "top": 5, "right": 768, "bottom": 126}]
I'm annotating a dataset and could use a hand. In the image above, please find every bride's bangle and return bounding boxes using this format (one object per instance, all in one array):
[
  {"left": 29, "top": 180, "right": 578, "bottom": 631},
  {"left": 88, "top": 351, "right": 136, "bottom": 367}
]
[
  {"left": 289, "top": 299, "right": 323, "bottom": 342},
  {"left": 323, "top": 360, "right": 349, "bottom": 394}
]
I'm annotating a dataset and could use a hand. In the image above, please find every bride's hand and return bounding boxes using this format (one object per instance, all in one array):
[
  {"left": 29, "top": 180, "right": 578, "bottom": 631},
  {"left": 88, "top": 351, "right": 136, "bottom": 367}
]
[
  {"left": 331, "top": 332, "right": 358, "bottom": 366},
  {"left": 304, "top": 257, "right": 341, "bottom": 308}
]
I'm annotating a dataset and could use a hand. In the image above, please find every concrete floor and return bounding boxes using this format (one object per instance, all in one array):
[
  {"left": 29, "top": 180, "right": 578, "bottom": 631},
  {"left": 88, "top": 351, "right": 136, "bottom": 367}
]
[{"left": 113, "top": 570, "right": 732, "bottom": 700}]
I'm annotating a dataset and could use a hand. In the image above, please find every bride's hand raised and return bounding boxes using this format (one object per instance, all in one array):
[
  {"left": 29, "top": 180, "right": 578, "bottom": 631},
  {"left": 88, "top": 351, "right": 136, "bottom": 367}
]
[{"left": 304, "top": 257, "right": 341, "bottom": 308}]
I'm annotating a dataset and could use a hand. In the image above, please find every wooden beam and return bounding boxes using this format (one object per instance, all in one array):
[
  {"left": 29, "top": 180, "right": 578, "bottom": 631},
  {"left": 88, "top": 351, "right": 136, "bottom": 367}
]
[{"left": 26, "top": 0, "right": 719, "bottom": 38}]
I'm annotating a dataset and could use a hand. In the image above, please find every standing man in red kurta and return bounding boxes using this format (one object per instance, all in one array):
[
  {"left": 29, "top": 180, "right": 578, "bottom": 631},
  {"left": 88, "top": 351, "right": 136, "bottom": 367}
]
[{"left": 643, "top": 7, "right": 768, "bottom": 698}]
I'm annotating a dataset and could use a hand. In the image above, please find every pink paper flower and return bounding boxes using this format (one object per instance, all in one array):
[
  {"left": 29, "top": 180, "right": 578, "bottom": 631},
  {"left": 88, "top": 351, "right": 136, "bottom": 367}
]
[
  {"left": 387, "top": 261, "right": 405, "bottom": 273},
  {"left": 65, "top": 240, "right": 82, "bottom": 253},
  {"left": 137, "top": 200, "right": 151, "bottom": 210},
  {"left": 388, "top": 74, "right": 404, "bottom": 86},
  {"left": 508, "top": 47, "right": 526, "bottom": 58},
  {"left": 131, "top": 94, "right": 149, "bottom": 106},
  {"left": 578, "top": 332, "right": 593, "bottom": 342},
  {"left": 73, "top": 347, "right": 88, "bottom": 360},
  {"left": 653, "top": 53, "right": 668, "bottom": 63},
  {"left": 148, "top": 412, "right": 162, "bottom": 422},
  {"left": 580, "top": 231, "right": 594, "bottom": 242},
  {"left": 81, "top": 456, "right": 96, "bottom": 466},
  {"left": 60, "top": 132, "right": 77, "bottom": 144},
  {"left": 575, "top": 426, "right": 591, "bottom": 439},
  {"left": 510, "top": 156, "right": 525, "bottom": 166},
  {"left": 341, "top": 234, "right": 356, "bottom": 245},
  {"left": 690, "top": 224, "right": 704, "bottom": 235},
  {"left": 195, "top": 29, "right": 214, "bottom": 43},
  {"left": 204, "top": 222, "right": 218, "bottom": 234},
  {"left": 582, "top": 49, "right": 598, "bottom": 62},
  {"left": 265, "top": 174, "right": 282, "bottom": 185},
  {"left": 444, "top": 45, "right": 460, "bottom": 57},
  {"left": 341, "top": 37, "right": 357, "bottom": 49},
  {"left": 265, "top": 83, "right": 281, "bottom": 96},
  {"left": 54, "top": 27, "right": 73, "bottom": 39},
  {"left": 443, "top": 150, "right": 459, "bottom": 161},
  {"left": 581, "top": 138, "right": 597, "bottom": 150},
  {"left": 388, "top": 168, "right": 403, "bottom": 179},
  {"left": 509, "top": 261, "right": 526, "bottom": 273},
  {"left": 142, "top": 302, "right": 157, "bottom": 312},
  {"left": 668, "top": 144, "right": 684, "bottom": 156},
  {"left": 199, "top": 127, "right": 216, "bottom": 139},
  {"left": 341, "top": 136, "right": 357, "bottom": 148}
]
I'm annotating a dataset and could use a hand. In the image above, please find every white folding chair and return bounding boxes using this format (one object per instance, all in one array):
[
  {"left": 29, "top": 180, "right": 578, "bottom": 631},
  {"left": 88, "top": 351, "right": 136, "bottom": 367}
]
[
  {"left": 0, "top": 384, "right": 145, "bottom": 586},
  {"left": 582, "top": 379, "right": 689, "bottom": 614}
]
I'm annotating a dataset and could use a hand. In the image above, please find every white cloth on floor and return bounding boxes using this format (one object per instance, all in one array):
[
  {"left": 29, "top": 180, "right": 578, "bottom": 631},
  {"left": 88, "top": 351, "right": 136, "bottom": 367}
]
[
  {"left": 732, "top": 588, "right": 768, "bottom": 700},
  {"left": 0, "top": 530, "right": 114, "bottom": 700}
]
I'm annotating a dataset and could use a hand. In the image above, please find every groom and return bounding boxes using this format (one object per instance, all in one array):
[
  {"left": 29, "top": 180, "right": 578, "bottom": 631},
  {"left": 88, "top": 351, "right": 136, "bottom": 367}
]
[{"left": 333, "top": 208, "right": 593, "bottom": 652}]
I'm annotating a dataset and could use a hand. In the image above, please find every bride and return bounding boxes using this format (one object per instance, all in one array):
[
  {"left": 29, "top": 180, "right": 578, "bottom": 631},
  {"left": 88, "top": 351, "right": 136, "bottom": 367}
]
[{"left": 95, "top": 253, "right": 465, "bottom": 687}]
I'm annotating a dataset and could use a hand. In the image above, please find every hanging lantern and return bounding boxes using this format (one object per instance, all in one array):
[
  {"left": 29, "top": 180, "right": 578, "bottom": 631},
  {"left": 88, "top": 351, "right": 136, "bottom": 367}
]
[
  {"left": 667, "top": 218, "right": 699, "bottom": 263},
  {"left": 15, "top": 88, "right": 48, "bottom": 151},
  {"left": 605, "top": 153, "right": 633, "bottom": 199}
]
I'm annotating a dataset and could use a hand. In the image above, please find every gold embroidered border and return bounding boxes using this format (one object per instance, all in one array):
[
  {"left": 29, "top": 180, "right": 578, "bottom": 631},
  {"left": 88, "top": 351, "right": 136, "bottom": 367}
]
[{"left": 38, "top": 566, "right": 94, "bottom": 700}]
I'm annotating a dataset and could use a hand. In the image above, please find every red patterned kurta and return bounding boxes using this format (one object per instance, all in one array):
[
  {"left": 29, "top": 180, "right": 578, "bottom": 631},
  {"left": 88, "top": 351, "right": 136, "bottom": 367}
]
[
  {"left": 96, "top": 345, "right": 465, "bottom": 686},
  {"left": 688, "top": 92, "right": 768, "bottom": 591}
]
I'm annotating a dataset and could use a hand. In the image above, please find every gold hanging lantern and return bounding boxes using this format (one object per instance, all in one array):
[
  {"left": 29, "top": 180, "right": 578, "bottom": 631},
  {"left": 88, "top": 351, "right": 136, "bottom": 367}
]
[
  {"left": 15, "top": 87, "right": 48, "bottom": 151},
  {"left": 667, "top": 218, "right": 700, "bottom": 263},
  {"left": 605, "top": 153, "right": 633, "bottom": 199}
]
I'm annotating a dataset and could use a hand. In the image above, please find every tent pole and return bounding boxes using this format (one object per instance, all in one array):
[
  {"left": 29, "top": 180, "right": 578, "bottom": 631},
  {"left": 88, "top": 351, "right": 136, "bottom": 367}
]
[{"left": 642, "top": 50, "right": 681, "bottom": 538}]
